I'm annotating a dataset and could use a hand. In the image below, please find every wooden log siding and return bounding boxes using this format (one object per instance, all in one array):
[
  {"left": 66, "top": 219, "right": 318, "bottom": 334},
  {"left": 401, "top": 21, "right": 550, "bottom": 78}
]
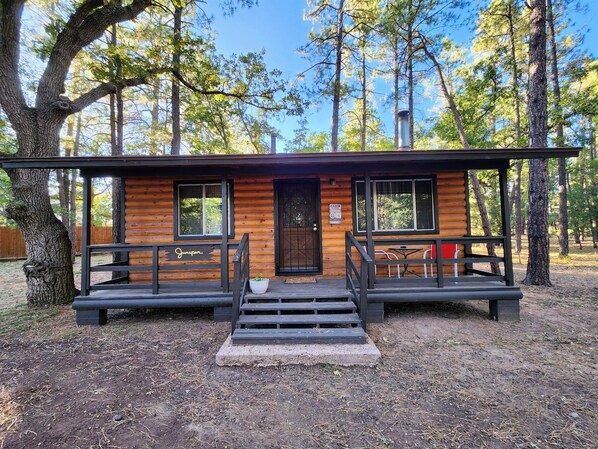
[{"left": 124, "top": 172, "right": 467, "bottom": 282}]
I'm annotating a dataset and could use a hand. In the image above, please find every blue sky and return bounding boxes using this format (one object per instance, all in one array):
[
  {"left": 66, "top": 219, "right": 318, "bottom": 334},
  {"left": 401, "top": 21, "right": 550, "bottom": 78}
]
[{"left": 204, "top": 0, "right": 598, "bottom": 151}]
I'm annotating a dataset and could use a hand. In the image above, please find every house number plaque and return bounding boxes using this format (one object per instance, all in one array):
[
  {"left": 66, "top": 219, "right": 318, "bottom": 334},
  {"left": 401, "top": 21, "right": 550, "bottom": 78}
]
[
  {"left": 166, "top": 245, "right": 216, "bottom": 261},
  {"left": 329, "top": 203, "right": 342, "bottom": 224}
]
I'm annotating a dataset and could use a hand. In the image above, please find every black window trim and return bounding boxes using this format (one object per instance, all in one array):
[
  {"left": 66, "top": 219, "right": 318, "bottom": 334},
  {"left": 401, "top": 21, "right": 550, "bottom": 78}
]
[
  {"left": 351, "top": 175, "right": 440, "bottom": 236},
  {"left": 173, "top": 180, "right": 235, "bottom": 241}
]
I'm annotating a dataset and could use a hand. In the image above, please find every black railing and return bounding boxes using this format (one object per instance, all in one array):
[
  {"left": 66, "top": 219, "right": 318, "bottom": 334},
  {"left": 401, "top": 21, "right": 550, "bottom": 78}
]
[
  {"left": 357, "top": 236, "right": 513, "bottom": 288},
  {"left": 345, "top": 232, "right": 372, "bottom": 331},
  {"left": 82, "top": 241, "right": 240, "bottom": 296},
  {"left": 231, "top": 234, "right": 250, "bottom": 333}
]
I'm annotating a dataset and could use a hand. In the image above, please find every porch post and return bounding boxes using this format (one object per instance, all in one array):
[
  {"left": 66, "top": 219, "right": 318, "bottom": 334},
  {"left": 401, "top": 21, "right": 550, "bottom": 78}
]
[
  {"left": 220, "top": 176, "right": 229, "bottom": 292},
  {"left": 80, "top": 175, "right": 92, "bottom": 296},
  {"left": 498, "top": 166, "right": 514, "bottom": 286},
  {"left": 464, "top": 171, "right": 473, "bottom": 273},
  {"left": 490, "top": 165, "right": 520, "bottom": 322},
  {"left": 76, "top": 175, "right": 107, "bottom": 325},
  {"left": 364, "top": 173, "right": 375, "bottom": 288}
]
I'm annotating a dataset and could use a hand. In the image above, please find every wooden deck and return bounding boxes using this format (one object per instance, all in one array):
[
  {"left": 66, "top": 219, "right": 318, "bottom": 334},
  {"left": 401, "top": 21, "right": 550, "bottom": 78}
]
[{"left": 73, "top": 275, "right": 520, "bottom": 326}]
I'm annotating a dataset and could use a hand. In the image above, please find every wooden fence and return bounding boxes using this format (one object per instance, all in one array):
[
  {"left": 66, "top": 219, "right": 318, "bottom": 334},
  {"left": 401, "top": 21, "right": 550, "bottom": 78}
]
[{"left": 0, "top": 226, "right": 112, "bottom": 259}]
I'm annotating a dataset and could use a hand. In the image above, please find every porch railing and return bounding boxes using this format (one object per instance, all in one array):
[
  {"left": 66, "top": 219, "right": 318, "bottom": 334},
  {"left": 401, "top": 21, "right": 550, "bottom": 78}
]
[
  {"left": 231, "top": 234, "right": 250, "bottom": 333},
  {"left": 345, "top": 232, "right": 372, "bottom": 331},
  {"left": 81, "top": 241, "right": 240, "bottom": 296},
  {"left": 358, "top": 235, "right": 514, "bottom": 288}
]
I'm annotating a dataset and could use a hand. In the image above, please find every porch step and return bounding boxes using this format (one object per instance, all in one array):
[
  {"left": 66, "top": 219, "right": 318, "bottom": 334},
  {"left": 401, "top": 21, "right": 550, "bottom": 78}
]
[
  {"left": 231, "top": 327, "right": 367, "bottom": 345},
  {"left": 240, "top": 300, "right": 356, "bottom": 312},
  {"left": 244, "top": 292, "right": 352, "bottom": 301},
  {"left": 237, "top": 312, "right": 361, "bottom": 326},
  {"left": 233, "top": 291, "right": 364, "bottom": 344}
]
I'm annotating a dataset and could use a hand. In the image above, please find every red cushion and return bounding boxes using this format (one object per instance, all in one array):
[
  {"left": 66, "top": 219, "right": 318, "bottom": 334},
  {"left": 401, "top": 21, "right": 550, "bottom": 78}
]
[{"left": 430, "top": 244, "right": 457, "bottom": 259}]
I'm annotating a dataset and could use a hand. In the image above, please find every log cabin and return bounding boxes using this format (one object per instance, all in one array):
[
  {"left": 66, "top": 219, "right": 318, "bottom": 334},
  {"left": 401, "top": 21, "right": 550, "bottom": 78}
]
[{"left": 1, "top": 147, "right": 579, "bottom": 345}]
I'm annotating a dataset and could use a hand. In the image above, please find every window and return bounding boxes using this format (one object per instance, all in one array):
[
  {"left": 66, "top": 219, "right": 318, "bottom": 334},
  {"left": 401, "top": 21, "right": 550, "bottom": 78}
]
[
  {"left": 354, "top": 178, "right": 436, "bottom": 233},
  {"left": 175, "top": 182, "right": 233, "bottom": 239}
]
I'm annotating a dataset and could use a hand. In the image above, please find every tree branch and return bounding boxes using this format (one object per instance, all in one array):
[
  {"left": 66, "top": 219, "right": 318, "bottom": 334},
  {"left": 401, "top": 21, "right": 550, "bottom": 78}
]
[
  {"left": 70, "top": 68, "right": 168, "bottom": 113},
  {"left": 0, "top": 0, "right": 28, "bottom": 123},
  {"left": 37, "top": 0, "right": 153, "bottom": 108},
  {"left": 172, "top": 69, "right": 273, "bottom": 101}
]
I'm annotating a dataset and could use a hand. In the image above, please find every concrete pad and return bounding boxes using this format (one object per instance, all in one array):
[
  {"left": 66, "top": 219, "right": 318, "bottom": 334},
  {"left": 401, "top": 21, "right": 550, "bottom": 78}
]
[{"left": 215, "top": 335, "right": 381, "bottom": 367}]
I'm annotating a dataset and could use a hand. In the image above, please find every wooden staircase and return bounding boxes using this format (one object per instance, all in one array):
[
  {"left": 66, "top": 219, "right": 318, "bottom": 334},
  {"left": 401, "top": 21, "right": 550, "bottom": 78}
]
[{"left": 231, "top": 292, "right": 367, "bottom": 345}]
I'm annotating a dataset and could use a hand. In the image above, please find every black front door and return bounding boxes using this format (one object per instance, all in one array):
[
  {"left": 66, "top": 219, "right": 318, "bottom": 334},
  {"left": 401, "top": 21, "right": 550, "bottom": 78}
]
[{"left": 275, "top": 180, "right": 322, "bottom": 275}]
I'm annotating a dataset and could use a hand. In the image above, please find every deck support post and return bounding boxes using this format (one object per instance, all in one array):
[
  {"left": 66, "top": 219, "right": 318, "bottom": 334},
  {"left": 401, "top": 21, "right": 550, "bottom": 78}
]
[
  {"left": 364, "top": 174, "right": 375, "bottom": 288},
  {"left": 76, "top": 309, "right": 107, "bottom": 326},
  {"left": 489, "top": 299, "right": 520, "bottom": 321},
  {"left": 214, "top": 306, "right": 232, "bottom": 322},
  {"left": 366, "top": 302, "right": 384, "bottom": 323}
]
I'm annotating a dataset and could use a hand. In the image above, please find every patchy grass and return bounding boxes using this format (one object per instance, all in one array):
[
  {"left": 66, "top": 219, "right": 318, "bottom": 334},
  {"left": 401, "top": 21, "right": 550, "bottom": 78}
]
[
  {"left": 0, "top": 259, "right": 26, "bottom": 307},
  {"left": 0, "top": 304, "right": 61, "bottom": 336}
]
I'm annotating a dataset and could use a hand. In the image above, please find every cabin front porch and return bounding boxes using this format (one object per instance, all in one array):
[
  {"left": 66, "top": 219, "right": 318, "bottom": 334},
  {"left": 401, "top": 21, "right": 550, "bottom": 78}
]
[{"left": 73, "top": 232, "right": 521, "bottom": 341}]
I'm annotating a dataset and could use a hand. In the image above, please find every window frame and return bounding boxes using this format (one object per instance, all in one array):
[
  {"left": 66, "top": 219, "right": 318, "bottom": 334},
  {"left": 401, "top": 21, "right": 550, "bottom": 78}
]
[
  {"left": 351, "top": 176, "right": 439, "bottom": 235},
  {"left": 173, "top": 180, "right": 235, "bottom": 240}
]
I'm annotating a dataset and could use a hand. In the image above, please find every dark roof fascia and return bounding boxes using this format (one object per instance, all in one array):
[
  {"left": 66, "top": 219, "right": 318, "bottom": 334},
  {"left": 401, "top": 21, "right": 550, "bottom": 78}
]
[
  {"left": 0, "top": 147, "right": 581, "bottom": 177},
  {"left": 78, "top": 158, "right": 511, "bottom": 179}
]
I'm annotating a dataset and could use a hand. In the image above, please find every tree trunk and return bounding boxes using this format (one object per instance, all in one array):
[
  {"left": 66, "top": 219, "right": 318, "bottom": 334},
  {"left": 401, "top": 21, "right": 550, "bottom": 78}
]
[
  {"left": 5, "top": 114, "right": 78, "bottom": 306},
  {"left": 171, "top": 4, "right": 182, "bottom": 155},
  {"left": 56, "top": 114, "right": 76, "bottom": 262},
  {"left": 524, "top": 0, "right": 551, "bottom": 286},
  {"left": 110, "top": 23, "right": 124, "bottom": 268},
  {"left": 330, "top": 0, "right": 345, "bottom": 152},
  {"left": 547, "top": 0, "right": 568, "bottom": 256},
  {"left": 150, "top": 80, "right": 160, "bottom": 155},
  {"left": 0, "top": 0, "right": 155, "bottom": 308}
]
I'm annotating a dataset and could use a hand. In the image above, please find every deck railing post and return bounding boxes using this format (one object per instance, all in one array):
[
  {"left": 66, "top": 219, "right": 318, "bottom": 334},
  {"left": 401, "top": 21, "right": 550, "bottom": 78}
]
[
  {"left": 231, "top": 234, "right": 249, "bottom": 334},
  {"left": 435, "top": 238, "right": 444, "bottom": 288},
  {"left": 359, "top": 250, "right": 368, "bottom": 331},
  {"left": 345, "top": 233, "right": 351, "bottom": 289},
  {"left": 232, "top": 254, "right": 240, "bottom": 333}
]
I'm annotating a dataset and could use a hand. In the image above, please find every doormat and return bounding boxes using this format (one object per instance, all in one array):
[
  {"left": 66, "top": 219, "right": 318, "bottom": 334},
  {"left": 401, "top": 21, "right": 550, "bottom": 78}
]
[{"left": 285, "top": 277, "right": 317, "bottom": 284}]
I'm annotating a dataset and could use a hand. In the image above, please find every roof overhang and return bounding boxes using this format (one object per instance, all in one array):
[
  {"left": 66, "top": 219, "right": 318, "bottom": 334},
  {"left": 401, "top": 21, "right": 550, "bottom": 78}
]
[{"left": 0, "top": 147, "right": 581, "bottom": 178}]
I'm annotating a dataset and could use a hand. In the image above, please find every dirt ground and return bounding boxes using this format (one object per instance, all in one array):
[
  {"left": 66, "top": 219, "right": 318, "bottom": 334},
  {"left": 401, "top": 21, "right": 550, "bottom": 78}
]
[{"left": 0, "top": 257, "right": 596, "bottom": 448}]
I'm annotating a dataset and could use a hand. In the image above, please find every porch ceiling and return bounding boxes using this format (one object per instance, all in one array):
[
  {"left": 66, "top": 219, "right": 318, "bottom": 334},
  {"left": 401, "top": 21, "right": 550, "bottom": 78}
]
[{"left": 0, "top": 147, "right": 580, "bottom": 178}]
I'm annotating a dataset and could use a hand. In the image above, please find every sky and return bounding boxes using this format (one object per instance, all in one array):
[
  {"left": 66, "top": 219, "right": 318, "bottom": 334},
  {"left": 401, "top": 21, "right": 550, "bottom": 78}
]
[{"left": 204, "top": 0, "right": 598, "bottom": 152}]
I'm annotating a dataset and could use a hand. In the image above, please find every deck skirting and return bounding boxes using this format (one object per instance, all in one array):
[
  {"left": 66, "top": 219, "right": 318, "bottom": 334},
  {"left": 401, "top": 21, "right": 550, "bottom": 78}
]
[
  {"left": 367, "top": 286, "right": 523, "bottom": 303},
  {"left": 72, "top": 295, "right": 232, "bottom": 310}
]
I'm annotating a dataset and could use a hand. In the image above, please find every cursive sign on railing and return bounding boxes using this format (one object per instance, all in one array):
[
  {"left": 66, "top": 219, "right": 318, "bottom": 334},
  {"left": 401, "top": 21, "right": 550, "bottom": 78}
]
[{"left": 165, "top": 245, "right": 216, "bottom": 261}]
